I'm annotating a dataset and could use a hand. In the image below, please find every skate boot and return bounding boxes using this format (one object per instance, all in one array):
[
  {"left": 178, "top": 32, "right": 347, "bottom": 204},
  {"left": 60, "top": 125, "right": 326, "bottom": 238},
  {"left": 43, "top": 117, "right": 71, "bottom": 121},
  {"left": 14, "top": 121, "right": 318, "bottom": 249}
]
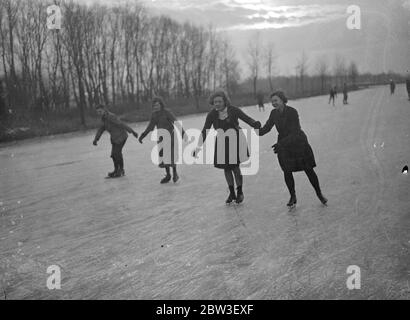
[
  {"left": 317, "top": 193, "right": 328, "bottom": 206},
  {"left": 172, "top": 173, "right": 179, "bottom": 183},
  {"left": 235, "top": 186, "right": 244, "bottom": 204},
  {"left": 107, "top": 170, "right": 117, "bottom": 178},
  {"left": 287, "top": 193, "right": 297, "bottom": 209},
  {"left": 226, "top": 186, "right": 237, "bottom": 205},
  {"left": 160, "top": 174, "right": 172, "bottom": 184},
  {"left": 116, "top": 168, "right": 125, "bottom": 177}
]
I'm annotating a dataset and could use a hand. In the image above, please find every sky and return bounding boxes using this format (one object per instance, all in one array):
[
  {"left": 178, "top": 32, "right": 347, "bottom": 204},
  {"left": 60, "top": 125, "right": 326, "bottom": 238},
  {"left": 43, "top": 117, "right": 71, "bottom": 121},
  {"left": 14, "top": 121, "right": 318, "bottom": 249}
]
[{"left": 78, "top": 0, "right": 410, "bottom": 77}]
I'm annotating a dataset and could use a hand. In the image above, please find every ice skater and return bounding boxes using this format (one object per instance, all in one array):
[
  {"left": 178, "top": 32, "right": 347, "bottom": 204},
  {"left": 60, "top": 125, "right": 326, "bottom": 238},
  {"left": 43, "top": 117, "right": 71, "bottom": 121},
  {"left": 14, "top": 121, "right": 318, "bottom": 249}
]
[
  {"left": 257, "top": 91, "right": 328, "bottom": 209},
  {"left": 93, "top": 104, "right": 139, "bottom": 178},
  {"left": 139, "top": 96, "right": 186, "bottom": 184},
  {"left": 193, "top": 90, "right": 261, "bottom": 204},
  {"left": 343, "top": 83, "right": 348, "bottom": 105},
  {"left": 406, "top": 76, "right": 410, "bottom": 101},
  {"left": 390, "top": 79, "right": 396, "bottom": 95},
  {"left": 328, "top": 86, "right": 336, "bottom": 106},
  {"left": 256, "top": 91, "right": 265, "bottom": 112}
]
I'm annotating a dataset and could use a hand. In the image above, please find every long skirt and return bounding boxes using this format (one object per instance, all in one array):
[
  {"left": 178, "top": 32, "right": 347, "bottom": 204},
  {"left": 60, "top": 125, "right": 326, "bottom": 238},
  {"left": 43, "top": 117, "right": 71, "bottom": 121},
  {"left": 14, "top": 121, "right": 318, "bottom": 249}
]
[
  {"left": 214, "top": 127, "right": 250, "bottom": 170},
  {"left": 157, "top": 130, "right": 179, "bottom": 168},
  {"left": 277, "top": 133, "right": 316, "bottom": 172}
]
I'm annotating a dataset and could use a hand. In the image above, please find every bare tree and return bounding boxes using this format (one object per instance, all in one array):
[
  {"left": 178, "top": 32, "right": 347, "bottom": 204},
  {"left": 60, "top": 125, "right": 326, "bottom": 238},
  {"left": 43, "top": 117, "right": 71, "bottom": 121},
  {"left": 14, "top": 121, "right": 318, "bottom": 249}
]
[
  {"left": 348, "top": 61, "right": 359, "bottom": 87},
  {"left": 247, "top": 32, "right": 261, "bottom": 98},
  {"left": 315, "top": 55, "right": 329, "bottom": 94},
  {"left": 264, "top": 41, "right": 277, "bottom": 92},
  {"left": 295, "top": 51, "right": 309, "bottom": 94}
]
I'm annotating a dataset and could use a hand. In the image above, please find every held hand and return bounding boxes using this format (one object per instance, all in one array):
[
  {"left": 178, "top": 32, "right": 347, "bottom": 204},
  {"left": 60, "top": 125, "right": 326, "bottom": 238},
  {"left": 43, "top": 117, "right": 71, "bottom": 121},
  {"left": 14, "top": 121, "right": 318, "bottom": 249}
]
[
  {"left": 254, "top": 121, "right": 261, "bottom": 130},
  {"left": 272, "top": 143, "right": 281, "bottom": 154},
  {"left": 93, "top": 140, "right": 98, "bottom": 146},
  {"left": 192, "top": 147, "right": 201, "bottom": 158}
]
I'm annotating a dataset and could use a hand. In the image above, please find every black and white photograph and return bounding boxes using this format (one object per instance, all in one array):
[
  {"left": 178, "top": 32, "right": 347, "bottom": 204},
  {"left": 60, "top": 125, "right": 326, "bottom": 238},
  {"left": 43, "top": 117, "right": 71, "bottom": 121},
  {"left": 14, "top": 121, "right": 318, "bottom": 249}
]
[{"left": 0, "top": 0, "right": 409, "bottom": 302}]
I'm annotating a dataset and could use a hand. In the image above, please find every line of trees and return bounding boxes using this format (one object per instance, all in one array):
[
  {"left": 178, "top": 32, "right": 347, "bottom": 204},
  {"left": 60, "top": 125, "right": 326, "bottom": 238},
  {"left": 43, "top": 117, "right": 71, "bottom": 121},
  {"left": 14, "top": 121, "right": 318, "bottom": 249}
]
[
  {"left": 246, "top": 32, "right": 362, "bottom": 98},
  {"left": 0, "top": 0, "right": 241, "bottom": 124}
]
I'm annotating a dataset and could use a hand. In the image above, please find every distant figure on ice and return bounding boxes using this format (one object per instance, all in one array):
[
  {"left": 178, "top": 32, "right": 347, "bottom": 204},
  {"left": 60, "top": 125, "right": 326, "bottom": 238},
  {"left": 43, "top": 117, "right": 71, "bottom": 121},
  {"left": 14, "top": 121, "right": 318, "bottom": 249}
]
[
  {"left": 406, "top": 77, "right": 410, "bottom": 101},
  {"left": 390, "top": 79, "right": 396, "bottom": 95},
  {"left": 256, "top": 91, "right": 265, "bottom": 112},
  {"left": 193, "top": 90, "right": 261, "bottom": 204},
  {"left": 257, "top": 91, "right": 328, "bottom": 209},
  {"left": 329, "top": 86, "right": 336, "bottom": 106},
  {"left": 343, "top": 83, "right": 348, "bottom": 105},
  {"left": 139, "top": 96, "right": 186, "bottom": 184},
  {"left": 93, "top": 104, "right": 139, "bottom": 178}
]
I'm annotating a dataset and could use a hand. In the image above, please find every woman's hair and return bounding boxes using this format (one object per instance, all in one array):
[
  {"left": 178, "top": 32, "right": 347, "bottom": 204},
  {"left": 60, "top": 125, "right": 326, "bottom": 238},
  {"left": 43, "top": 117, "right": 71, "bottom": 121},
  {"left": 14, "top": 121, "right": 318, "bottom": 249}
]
[
  {"left": 209, "top": 89, "right": 232, "bottom": 107},
  {"left": 270, "top": 90, "right": 288, "bottom": 104},
  {"left": 152, "top": 96, "right": 166, "bottom": 110}
]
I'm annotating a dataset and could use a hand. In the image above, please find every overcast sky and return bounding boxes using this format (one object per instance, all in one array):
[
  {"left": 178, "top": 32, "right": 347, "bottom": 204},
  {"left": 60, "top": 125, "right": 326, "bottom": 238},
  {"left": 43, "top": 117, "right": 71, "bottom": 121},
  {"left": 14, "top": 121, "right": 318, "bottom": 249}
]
[{"left": 79, "top": 0, "right": 410, "bottom": 77}]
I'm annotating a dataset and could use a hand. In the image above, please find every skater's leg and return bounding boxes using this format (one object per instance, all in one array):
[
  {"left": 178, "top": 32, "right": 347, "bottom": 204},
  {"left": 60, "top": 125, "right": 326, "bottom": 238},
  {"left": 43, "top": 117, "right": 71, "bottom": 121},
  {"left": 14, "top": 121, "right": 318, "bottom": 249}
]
[
  {"left": 117, "top": 139, "right": 126, "bottom": 175},
  {"left": 161, "top": 166, "right": 172, "bottom": 183},
  {"left": 304, "top": 168, "right": 328, "bottom": 204},
  {"left": 284, "top": 171, "right": 295, "bottom": 195},
  {"left": 224, "top": 169, "right": 236, "bottom": 203},
  {"left": 232, "top": 166, "right": 243, "bottom": 187},
  {"left": 172, "top": 164, "right": 179, "bottom": 183},
  {"left": 233, "top": 166, "right": 244, "bottom": 203},
  {"left": 284, "top": 171, "right": 297, "bottom": 206},
  {"left": 109, "top": 143, "right": 119, "bottom": 177}
]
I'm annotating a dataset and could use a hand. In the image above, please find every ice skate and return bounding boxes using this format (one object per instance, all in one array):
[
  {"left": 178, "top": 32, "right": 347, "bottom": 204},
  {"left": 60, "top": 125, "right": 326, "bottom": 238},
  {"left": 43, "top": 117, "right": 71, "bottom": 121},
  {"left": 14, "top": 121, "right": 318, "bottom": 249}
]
[
  {"left": 235, "top": 187, "right": 244, "bottom": 204},
  {"left": 160, "top": 174, "right": 171, "bottom": 184},
  {"left": 172, "top": 173, "right": 179, "bottom": 183},
  {"left": 317, "top": 193, "right": 328, "bottom": 206},
  {"left": 287, "top": 193, "right": 297, "bottom": 210}
]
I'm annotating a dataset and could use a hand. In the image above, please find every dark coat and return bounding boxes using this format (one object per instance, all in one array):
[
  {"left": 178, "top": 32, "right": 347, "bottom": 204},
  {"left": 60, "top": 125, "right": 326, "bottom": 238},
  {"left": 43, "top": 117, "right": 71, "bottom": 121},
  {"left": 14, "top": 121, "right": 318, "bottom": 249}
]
[
  {"left": 259, "top": 105, "right": 316, "bottom": 172},
  {"left": 139, "top": 108, "right": 182, "bottom": 167},
  {"left": 94, "top": 111, "right": 134, "bottom": 144},
  {"left": 200, "top": 106, "right": 260, "bottom": 169}
]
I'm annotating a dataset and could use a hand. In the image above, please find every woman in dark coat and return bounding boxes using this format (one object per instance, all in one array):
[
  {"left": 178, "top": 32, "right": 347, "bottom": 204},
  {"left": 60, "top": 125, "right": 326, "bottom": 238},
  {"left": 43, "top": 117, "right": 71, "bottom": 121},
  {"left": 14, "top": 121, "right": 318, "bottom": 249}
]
[
  {"left": 193, "top": 90, "right": 261, "bottom": 204},
  {"left": 139, "top": 96, "right": 186, "bottom": 184},
  {"left": 258, "top": 91, "right": 328, "bottom": 207}
]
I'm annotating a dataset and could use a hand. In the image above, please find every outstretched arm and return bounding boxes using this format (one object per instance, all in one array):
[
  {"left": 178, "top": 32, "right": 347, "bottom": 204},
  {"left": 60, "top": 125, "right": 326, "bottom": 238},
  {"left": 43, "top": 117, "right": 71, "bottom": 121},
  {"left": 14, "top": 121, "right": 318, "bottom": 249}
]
[
  {"left": 258, "top": 111, "right": 275, "bottom": 136},
  {"left": 166, "top": 110, "right": 186, "bottom": 139},
  {"left": 235, "top": 107, "right": 260, "bottom": 129},
  {"left": 94, "top": 124, "right": 105, "bottom": 143},
  {"left": 139, "top": 116, "right": 156, "bottom": 142},
  {"left": 197, "top": 112, "right": 213, "bottom": 147},
  {"left": 106, "top": 114, "right": 137, "bottom": 135}
]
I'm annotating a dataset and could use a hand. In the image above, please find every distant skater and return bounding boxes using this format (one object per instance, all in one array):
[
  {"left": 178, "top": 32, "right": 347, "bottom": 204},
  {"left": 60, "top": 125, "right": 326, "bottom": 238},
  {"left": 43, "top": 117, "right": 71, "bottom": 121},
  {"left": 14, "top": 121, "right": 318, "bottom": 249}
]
[
  {"left": 343, "top": 83, "right": 348, "bottom": 105},
  {"left": 257, "top": 91, "right": 328, "bottom": 209},
  {"left": 93, "top": 104, "right": 139, "bottom": 178},
  {"left": 328, "top": 86, "right": 335, "bottom": 106},
  {"left": 193, "top": 90, "right": 261, "bottom": 204},
  {"left": 256, "top": 91, "right": 265, "bottom": 112},
  {"left": 406, "top": 77, "right": 410, "bottom": 101},
  {"left": 139, "top": 96, "right": 186, "bottom": 184},
  {"left": 390, "top": 79, "right": 396, "bottom": 95}
]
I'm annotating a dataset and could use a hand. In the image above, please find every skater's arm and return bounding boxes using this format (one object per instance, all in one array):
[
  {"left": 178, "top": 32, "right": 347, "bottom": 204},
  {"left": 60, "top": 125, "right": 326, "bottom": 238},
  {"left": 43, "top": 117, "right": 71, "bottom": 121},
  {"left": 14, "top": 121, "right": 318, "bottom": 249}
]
[
  {"left": 198, "top": 112, "right": 213, "bottom": 147},
  {"left": 235, "top": 107, "right": 261, "bottom": 129},
  {"left": 106, "top": 114, "right": 136, "bottom": 134},
  {"left": 166, "top": 110, "right": 186, "bottom": 138},
  {"left": 258, "top": 111, "right": 275, "bottom": 136},
  {"left": 139, "top": 116, "right": 156, "bottom": 142},
  {"left": 94, "top": 125, "right": 105, "bottom": 143}
]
